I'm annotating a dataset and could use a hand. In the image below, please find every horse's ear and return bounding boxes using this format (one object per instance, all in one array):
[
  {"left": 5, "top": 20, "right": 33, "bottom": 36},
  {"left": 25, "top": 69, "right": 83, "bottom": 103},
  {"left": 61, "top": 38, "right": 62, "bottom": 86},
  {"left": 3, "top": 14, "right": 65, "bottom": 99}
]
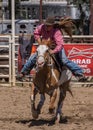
[
  {"left": 41, "top": 39, "right": 48, "bottom": 45},
  {"left": 47, "top": 38, "right": 51, "bottom": 45},
  {"left": 41, "top": 38, "right": 51, "bottom": 46},
  {"left": 46, "top": 38, "right": 51, "bottom": 46}
]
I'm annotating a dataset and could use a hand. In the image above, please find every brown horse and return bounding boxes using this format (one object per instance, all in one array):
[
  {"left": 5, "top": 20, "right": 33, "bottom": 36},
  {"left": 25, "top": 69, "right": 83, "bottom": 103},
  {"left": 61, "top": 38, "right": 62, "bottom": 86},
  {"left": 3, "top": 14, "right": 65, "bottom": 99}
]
[{"left": 30, "top": 42, "right": 72, "bottom": 123}]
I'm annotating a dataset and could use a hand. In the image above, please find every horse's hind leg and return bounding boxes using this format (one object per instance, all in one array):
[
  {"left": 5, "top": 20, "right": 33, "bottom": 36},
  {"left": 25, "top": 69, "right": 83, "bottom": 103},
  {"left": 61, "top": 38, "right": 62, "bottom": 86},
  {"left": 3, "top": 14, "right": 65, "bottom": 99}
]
[
  {"left": 55, "top": 86, "right": 66, "bottom": 124},
  {"left": 49, "top": 89, "right": 57, "bottom": 114}
]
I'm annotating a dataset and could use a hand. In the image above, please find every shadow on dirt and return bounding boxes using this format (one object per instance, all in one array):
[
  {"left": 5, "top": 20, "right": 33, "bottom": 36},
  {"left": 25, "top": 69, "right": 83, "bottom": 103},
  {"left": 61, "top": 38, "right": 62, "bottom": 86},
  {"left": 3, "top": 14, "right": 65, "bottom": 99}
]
[
  {"left": 16, "top": 119, "right": 55, "bottom": 126},
  {"left": 16, "top": 117, "right": 68, "bottom": 127}
]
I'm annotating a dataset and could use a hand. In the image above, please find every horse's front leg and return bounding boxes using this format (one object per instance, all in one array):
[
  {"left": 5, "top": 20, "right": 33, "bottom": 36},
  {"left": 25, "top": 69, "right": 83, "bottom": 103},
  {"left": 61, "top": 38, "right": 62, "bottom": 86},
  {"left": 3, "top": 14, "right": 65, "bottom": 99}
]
[
  {"left": 55, "top": 86, "right": 66, "bottom": 124},
  {"left": 49, "top": 89, "right": 57, "bottom": 114},
  {"left": 30, "top": 82, "right": 38, "bottom": 119},
  {"left": 37, "top": 94, "right": 45, "bottom": 115},
  {"left": 31, "top": 94, "right": 45, "bottom": 119}
]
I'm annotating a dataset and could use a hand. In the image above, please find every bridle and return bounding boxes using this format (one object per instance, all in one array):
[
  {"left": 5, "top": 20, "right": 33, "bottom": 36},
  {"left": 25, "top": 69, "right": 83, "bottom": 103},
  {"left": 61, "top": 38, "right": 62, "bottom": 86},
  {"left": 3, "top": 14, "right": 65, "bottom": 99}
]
[
  {"left": 36, "top": 51, "right": 52, "bottom": 68},
  {"left": 36, "top": 45, "right": 61, "bottom": 73},
  {"left": 36, "top": 55, "right": 45, "bottom": 68},
  {"left": 36, "top": 45, "right": 60, "bottom": 83}
]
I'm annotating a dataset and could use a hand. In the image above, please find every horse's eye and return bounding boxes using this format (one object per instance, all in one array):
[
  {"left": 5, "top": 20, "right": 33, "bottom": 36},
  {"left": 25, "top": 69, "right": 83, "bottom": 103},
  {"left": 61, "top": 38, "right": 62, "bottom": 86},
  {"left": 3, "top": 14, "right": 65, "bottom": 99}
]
[{"left": 46, "top": 49, "right": 49, "bottom": 53}]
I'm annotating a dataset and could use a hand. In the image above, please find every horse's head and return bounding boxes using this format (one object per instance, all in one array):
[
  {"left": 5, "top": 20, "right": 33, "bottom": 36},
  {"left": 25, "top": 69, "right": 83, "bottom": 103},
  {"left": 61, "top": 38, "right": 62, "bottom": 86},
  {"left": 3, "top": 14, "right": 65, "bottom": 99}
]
[{"left": 36, "top": 44, "right": 49, "bottom": 68}]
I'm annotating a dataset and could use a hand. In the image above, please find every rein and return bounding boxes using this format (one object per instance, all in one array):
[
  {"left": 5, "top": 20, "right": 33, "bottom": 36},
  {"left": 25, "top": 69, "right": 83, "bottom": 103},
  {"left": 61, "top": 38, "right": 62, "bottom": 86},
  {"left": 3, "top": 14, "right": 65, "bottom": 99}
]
[
  {"left": 36, "top": 45, "right": 61, "bottom": 74},
  {"left": 47, "top": 50, "right": 62, "bottom": 73}
]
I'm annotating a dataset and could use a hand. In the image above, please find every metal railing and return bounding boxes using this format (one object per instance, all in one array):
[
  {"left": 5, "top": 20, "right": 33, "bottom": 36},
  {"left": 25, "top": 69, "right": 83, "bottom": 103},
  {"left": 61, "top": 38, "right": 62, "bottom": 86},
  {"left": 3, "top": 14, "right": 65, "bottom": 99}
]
[
  {"left": 0, "top": 35, "right": 12, "bottom": 86},
  {"left": 64, "top": 35, "right": 93, "bottom": 43},
  {"left": 0, "top": 35, "right": 93, "bottom": 87},
  {"left": 13, "top": 35, "right": 93, "bottom": 87}
]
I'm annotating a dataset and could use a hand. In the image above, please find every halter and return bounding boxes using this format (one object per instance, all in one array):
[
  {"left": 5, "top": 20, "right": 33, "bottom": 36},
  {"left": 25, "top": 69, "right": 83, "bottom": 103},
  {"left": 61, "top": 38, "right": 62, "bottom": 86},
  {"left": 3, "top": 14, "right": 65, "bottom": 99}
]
[
  {"left": 36, "top": 46, "right": 59, "bottom": 83},
  {"left": 36, "top": 45, "right": 49, "bottom": 68},
  {"left": 36, "top": 55, "right": 45, "bottom": 68},
  {"left": 36, "top": 45, "right": 61, "bottom": 74}
]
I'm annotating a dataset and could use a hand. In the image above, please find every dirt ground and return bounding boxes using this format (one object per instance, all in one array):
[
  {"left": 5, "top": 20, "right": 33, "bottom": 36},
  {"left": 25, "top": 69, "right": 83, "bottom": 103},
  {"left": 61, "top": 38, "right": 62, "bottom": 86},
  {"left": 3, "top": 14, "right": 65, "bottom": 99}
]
[{"left": 0, "top": 85, "right": 93, "bottom": 130}]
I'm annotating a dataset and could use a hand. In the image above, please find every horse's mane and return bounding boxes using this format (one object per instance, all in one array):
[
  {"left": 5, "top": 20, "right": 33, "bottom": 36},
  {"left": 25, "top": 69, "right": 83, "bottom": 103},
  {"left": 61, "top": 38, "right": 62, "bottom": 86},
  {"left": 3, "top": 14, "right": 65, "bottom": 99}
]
[{"left": 54, "top": 17, "right": 76, "bottom": 38}]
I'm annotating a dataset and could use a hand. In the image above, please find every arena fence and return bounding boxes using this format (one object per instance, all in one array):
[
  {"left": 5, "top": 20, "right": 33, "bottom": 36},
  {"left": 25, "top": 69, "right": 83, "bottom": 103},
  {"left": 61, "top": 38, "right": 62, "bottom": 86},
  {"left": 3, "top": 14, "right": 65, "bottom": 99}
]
[
  {"left": 0, "top": 35, "right": 12, "bottom": 86},
  {"left": 0, "top": 35, "right": 93, "bottom": 87}
]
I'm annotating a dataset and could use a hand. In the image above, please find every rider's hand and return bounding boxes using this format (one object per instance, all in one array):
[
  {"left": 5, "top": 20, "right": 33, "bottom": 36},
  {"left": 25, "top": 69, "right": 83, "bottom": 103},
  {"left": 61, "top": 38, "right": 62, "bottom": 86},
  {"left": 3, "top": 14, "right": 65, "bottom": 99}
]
[
  {"left": 37, "top": 38, "right": 42, "bottom": 45},
  {"left": 20, "top": 73, "right": 24, "bottom": 77}
]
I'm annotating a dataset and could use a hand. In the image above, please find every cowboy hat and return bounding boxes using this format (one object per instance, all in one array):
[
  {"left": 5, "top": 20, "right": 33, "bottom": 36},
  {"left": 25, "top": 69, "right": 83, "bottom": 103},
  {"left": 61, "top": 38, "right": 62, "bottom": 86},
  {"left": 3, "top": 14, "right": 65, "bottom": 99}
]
[{"left": 45, "top": 17, "right": 55, "bottom": 26}]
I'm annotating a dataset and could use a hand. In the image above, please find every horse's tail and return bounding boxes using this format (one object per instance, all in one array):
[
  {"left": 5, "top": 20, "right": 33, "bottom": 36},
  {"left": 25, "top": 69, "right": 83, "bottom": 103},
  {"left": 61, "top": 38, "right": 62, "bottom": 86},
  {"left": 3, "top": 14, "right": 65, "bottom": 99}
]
[
  {"left": 54, "top": 17, "right": 76, "bottom": 38},
  {"left": 67, "top": 85, "right": 73, "bottom": 97}
]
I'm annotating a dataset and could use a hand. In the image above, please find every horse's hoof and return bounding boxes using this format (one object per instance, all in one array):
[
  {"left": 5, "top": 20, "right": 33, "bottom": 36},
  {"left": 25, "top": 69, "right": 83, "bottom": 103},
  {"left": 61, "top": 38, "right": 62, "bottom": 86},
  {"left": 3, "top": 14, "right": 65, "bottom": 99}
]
[
  {"left": 55, "top": 120, "right": 60, "bottom": 124},
  {"left": 49, "top": 108, "right": 55, "bottom": 114},
  {"left": 55, "top": 113, "right": 68, "bottom": 124},
  {"left": 32, "top": 110, "right": 39, "bottom": 119},
  {"left": 60, "top": 115, "right": 68, "bottom": 123},
  {"left": 55, "top": 113, "right": 60, "bottom": 124}
]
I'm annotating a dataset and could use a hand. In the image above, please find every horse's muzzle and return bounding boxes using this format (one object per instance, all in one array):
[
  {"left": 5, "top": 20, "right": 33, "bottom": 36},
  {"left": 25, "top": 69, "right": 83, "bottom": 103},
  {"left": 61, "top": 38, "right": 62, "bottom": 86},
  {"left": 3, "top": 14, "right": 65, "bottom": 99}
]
[{"left": 37, "top": 56, "right": 45, "bottom": 67}]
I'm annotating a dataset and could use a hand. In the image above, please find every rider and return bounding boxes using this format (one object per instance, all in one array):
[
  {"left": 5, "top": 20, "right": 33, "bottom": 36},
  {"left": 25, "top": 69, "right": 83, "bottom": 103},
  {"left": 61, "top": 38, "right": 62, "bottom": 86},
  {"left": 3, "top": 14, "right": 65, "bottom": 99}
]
[{"left": 19, "top": 17, "right": 87, "bottom": 82}]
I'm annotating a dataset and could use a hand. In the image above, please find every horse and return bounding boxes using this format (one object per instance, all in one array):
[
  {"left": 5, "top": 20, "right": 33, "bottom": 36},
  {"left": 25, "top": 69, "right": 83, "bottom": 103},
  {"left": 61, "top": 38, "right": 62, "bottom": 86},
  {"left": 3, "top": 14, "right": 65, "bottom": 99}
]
[{"left": 30, "top": 40, "right": 73, "bottom": 123}]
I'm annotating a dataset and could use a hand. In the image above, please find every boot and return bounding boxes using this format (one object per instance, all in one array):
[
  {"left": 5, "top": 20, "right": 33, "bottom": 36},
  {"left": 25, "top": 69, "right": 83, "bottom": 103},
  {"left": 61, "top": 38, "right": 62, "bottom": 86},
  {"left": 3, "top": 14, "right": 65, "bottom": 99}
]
[
  {"left": 76, "top": 74, "right": 88, "bottom": 82},
  {"left": 16, "top": 73, "right": 24, "bottom": 81}
]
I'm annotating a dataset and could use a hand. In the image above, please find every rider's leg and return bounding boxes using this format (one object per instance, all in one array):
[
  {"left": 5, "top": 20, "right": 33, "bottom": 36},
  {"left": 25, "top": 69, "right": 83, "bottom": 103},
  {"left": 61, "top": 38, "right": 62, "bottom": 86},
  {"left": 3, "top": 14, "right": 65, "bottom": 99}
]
[
  {"left": 58, "top": 48, "right": 87, "bottom": 81},
  {"left": 21, "top": 52, "right": 37, "bottom": 75}
]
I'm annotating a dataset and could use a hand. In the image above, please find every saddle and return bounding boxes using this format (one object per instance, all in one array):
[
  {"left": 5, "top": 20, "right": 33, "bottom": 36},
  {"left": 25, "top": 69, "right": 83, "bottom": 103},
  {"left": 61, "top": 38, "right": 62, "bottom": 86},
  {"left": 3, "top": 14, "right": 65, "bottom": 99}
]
[
  {"left": 51, "top": 54, "right": 72, "bottom": 86},
  {"left": 50, "top": 54, "right": 62, "bottom": 73}
]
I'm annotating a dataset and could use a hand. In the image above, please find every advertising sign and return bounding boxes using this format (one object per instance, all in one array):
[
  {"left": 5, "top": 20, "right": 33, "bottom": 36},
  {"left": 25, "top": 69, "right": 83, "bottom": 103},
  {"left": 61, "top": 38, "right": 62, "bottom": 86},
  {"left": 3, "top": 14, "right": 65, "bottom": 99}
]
[{"left": 64, "top": 44, "right": 93, "bottom": 76}]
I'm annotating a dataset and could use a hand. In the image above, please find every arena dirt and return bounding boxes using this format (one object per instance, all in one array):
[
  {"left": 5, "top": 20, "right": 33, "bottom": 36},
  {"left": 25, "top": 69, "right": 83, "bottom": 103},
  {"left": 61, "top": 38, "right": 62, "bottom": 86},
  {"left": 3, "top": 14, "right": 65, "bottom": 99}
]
[{"left": 0, "top": 85, "right": 93, "bottom": 130}]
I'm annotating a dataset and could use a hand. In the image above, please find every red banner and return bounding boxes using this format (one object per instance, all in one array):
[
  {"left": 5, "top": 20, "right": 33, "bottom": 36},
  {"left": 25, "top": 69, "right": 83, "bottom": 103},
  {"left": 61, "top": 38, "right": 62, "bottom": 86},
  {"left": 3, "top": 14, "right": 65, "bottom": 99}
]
[{"left": 64, "top": 44, "right": 93, "bottom": 76}]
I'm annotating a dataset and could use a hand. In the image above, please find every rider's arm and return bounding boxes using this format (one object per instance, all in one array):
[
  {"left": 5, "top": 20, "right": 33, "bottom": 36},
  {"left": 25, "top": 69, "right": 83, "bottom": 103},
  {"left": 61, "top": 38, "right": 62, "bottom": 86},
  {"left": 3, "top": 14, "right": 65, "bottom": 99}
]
[
  {"left": 34, "top": 24, "right": 43, "bottom": 45},
  {"left": 36, "top": 37, "right": 42, "bottom": 45},
  {"left": 52, "top": 29, "right": 64, "bottom": 54}
]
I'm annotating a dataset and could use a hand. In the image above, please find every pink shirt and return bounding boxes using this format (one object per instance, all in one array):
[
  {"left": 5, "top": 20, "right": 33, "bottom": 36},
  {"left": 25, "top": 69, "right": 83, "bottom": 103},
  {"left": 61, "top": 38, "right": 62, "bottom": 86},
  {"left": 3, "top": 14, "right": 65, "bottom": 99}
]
[{"left": 34, "top": 24, "right": 64, "bottom": 53}]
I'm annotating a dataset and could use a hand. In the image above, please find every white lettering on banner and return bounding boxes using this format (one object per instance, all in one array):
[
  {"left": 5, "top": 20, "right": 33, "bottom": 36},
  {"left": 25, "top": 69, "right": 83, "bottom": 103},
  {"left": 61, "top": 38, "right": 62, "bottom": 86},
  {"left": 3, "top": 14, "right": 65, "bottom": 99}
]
[
  {"left": 83, "top": 68, "right": 91, "bottom": 73},
  {"left": 72, "top": 59, "right": 91, "bottom": 64},
  {"left": 68, "top": 47, "right": 93, "bottom": 58},
  {"left": 65, "top": 45, "right": 93, "bottom": 75},
  {"left": 79, "top": 65, "right": 87, "bottom": 68}
]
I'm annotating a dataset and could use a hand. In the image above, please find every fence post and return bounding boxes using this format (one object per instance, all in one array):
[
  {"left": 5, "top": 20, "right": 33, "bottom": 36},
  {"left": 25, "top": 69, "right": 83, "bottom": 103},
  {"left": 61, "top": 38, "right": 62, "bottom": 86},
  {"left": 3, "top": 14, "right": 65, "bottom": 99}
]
[
  {"left": 11, "top": 0, "right": 15, "bottom": 86},
  {"left": 9, "top": 36, "right": 12, "bottom": 86}
]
